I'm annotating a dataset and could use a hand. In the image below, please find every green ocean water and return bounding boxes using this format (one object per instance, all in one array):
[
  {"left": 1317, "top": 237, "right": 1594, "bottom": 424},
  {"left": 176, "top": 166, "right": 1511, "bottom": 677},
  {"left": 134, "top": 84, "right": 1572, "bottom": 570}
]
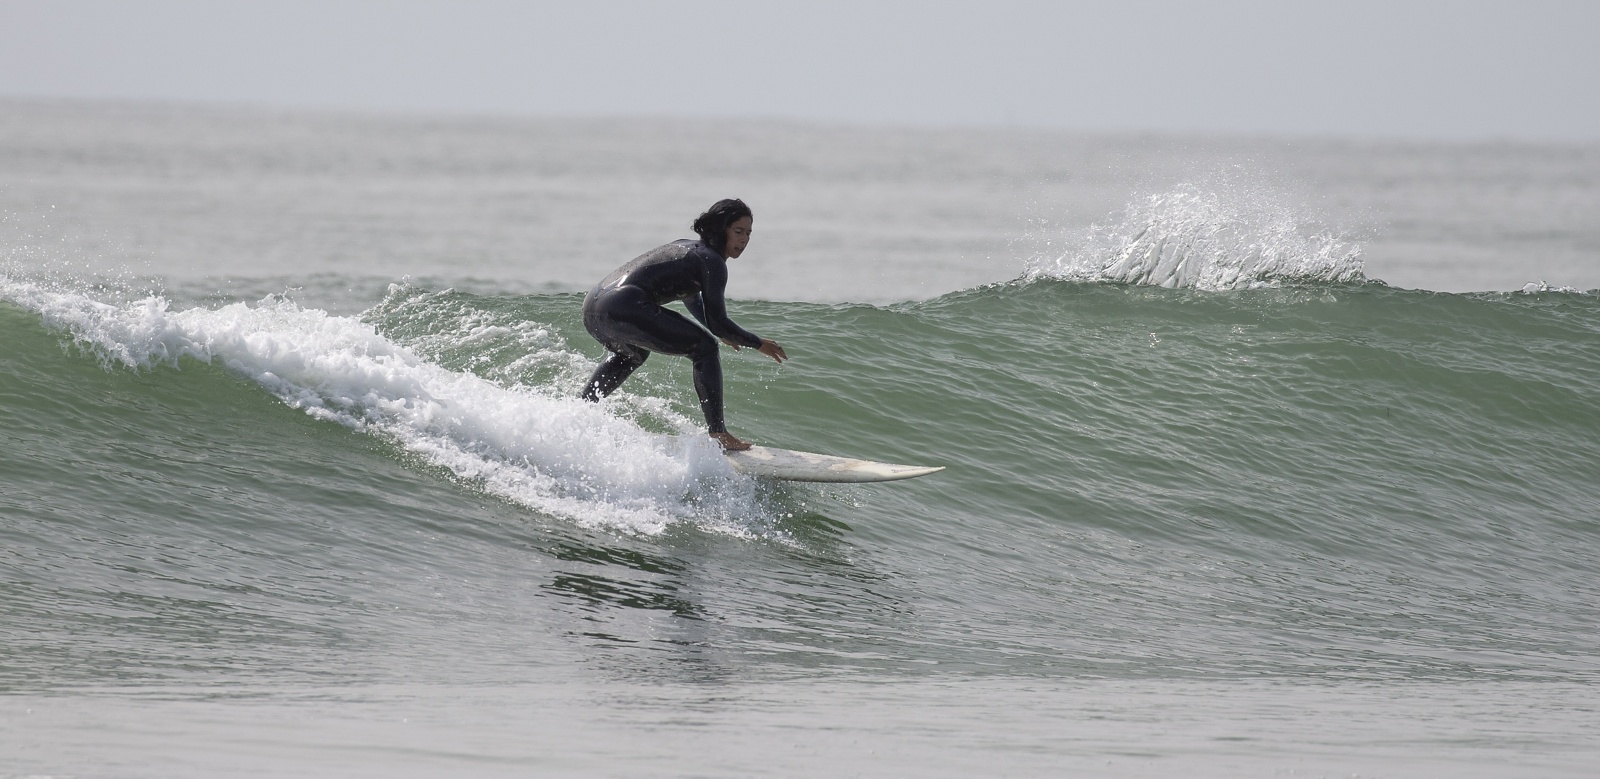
[
  {"left": 4, "top": 279, "right": 1597, "bottom": 691},
  {"left": 4, "top": 100, "right": 1600, "bottom": 776}
]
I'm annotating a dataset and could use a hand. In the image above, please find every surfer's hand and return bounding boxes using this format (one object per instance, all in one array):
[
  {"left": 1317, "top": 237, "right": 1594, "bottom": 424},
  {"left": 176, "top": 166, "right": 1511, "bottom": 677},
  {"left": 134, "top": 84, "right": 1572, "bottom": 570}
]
[
  {"left": 720, "top": 338, "right": 743, "bottom": 350},
  {"left": 758, "top": 339, "right": 787, "bottom": 364}
]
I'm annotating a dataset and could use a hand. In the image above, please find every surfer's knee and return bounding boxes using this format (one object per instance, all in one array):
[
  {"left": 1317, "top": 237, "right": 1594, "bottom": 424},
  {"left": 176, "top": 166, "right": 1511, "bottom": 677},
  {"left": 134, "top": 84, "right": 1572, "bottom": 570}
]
[{"left": 687, "top": 334, "right": 718, "bottom": 364}]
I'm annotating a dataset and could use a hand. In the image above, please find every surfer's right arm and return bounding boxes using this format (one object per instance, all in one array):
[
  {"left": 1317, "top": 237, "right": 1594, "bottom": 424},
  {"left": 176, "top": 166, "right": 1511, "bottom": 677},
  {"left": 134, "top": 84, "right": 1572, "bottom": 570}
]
[
  {"left": 687, "top": 297, "right": 785, "bottom": 363},
  {"left": 686, "top": 293, "right": 786, "bottom": 363},
  {"left": 685, "top": 249, "right": 785, "bottom": 362}
]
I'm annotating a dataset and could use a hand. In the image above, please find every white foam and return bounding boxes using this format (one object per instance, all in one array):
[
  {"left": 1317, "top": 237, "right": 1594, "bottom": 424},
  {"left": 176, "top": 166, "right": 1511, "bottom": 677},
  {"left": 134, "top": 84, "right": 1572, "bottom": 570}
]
[
  {"left": 0, "top": 275, "right": 764, "bottom": 536},
  {"left": 1026, "top": 182, "right": 1365, "bottom": 291},
  {"left": 1519, "top": 280, "right": 1586, "bottom": 295}
]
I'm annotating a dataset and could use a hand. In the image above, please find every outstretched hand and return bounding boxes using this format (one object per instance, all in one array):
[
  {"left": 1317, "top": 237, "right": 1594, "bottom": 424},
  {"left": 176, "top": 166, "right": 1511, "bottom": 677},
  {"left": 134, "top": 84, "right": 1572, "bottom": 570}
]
[
  {"left": 757, "top": 338, "right": 787, "bottom": 363},
  {"left": 721, "top": 337, "right": 788, "bottom": 364}
]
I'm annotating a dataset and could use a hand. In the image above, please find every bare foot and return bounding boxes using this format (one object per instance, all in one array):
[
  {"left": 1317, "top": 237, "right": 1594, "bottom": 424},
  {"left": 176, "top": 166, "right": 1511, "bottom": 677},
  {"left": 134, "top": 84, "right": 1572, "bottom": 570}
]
[{"left": 710, "top": 431, "right": 752, "bottom": 451}]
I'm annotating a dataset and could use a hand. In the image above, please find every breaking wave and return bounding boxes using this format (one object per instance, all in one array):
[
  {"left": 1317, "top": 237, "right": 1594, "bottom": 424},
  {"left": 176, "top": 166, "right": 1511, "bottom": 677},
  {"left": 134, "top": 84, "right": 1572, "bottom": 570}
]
[{"left": 1026, "top": 182, "right": 1366, "bottom": 290}]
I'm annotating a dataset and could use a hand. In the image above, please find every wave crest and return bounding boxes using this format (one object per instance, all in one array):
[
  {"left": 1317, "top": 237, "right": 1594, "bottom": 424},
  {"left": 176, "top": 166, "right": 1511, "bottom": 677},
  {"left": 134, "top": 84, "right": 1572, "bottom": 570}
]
[{"left": 1026, "top": 183, "right": 1365, "bottom": 290}]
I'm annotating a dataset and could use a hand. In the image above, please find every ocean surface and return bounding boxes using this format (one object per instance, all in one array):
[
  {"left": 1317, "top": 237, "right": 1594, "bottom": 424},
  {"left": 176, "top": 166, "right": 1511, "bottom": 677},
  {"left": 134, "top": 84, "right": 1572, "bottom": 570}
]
[{"left": 2, "top": 99, "right": 1598, "bottom": 777}]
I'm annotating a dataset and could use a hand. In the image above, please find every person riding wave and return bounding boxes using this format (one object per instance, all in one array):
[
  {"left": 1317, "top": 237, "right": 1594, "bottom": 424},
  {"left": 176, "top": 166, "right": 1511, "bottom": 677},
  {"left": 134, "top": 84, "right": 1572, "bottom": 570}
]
[{"left": 580, "top": 199, "right": 786, "bottom": 451}]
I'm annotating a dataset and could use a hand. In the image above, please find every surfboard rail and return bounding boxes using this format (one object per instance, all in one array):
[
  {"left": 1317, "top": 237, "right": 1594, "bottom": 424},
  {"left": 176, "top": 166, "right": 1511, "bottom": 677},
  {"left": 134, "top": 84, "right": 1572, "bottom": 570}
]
[{"left": 723, "top": 445, "right": 944, "bottom": 483}]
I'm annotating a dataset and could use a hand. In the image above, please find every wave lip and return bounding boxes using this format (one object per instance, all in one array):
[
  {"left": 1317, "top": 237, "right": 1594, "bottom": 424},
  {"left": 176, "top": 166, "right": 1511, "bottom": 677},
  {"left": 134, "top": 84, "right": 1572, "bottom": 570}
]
[{"left": 1027, "top": 183, "right": 1365, "bottom": 291}]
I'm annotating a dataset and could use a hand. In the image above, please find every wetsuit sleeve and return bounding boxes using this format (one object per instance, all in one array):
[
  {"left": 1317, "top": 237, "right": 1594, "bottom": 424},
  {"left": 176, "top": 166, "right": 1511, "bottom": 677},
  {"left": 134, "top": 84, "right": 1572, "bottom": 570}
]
[{"left": 691, "top": 255, "right": 763, "bottom": 348}]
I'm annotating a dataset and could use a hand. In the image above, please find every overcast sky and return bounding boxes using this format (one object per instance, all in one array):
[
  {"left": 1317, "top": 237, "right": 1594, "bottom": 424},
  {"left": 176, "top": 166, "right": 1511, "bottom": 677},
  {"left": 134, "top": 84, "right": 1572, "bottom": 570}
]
[{"left": 2, "top": 0, "right": 1596, "bottom": 140}]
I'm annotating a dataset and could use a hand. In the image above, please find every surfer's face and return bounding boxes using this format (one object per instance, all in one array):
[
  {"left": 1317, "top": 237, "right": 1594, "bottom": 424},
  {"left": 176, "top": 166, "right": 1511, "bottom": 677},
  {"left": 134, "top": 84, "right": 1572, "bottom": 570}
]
[{"left": 724, "top": 216, "right": 752, "bottom": 259}]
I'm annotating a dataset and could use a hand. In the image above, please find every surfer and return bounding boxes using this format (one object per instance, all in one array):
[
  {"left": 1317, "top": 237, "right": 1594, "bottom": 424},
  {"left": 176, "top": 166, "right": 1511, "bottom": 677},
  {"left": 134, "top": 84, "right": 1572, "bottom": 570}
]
[{"left": 580, "top": 199, "right": 787, "bottom": 451}]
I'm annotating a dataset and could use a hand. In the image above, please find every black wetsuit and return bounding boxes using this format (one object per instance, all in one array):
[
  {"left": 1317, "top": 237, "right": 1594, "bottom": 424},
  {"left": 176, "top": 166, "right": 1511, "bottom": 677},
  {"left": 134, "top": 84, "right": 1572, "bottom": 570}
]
[{"left": 581, "top": 239, "right": 762, "bottom": 433}]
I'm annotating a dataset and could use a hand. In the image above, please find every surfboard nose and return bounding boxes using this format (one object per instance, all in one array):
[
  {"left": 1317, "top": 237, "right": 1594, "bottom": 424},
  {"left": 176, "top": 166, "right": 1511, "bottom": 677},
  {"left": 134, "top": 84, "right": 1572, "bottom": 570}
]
[{"left": 724, "top": 445, "right": 944, "bottom": 483}]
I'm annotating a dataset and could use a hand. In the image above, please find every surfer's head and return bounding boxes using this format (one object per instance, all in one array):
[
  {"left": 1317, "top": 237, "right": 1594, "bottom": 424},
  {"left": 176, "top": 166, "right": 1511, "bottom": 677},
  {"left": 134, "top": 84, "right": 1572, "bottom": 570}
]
[{"left": 693, "top": 199, "right": 753, "bottom": 258}]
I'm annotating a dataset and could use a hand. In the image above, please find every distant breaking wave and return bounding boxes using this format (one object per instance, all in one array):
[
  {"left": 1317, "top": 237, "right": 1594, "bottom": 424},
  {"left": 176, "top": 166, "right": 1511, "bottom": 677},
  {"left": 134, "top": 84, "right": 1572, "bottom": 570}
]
[{"left": 1026, "top": 182, "right": 1366, "bottom": 290}]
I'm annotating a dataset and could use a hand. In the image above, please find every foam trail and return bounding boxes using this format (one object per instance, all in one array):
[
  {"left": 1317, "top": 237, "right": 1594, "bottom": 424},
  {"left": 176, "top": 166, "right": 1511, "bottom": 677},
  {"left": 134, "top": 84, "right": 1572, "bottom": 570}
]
[
  {"left": 0, "top": 275, "right": 759, "bottom": 535},
  {"left": 1027, "top": 183, "right": 1365, "bottom": 290}
]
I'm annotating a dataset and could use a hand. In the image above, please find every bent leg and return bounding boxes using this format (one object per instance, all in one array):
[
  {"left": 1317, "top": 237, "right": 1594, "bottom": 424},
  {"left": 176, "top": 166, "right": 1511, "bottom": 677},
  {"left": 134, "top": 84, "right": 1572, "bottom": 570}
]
[
  {"left": 582, "top": 345, "right": 647, "bottom": 401},
  {"left": 684, "top": 336, "right": 728, "bottom": 434},
  {"left": 585, "top": 289, "right": 729, "bottom": 433},
  {"left": 620, "top": 309, "right": 728, "bottom": 433}
]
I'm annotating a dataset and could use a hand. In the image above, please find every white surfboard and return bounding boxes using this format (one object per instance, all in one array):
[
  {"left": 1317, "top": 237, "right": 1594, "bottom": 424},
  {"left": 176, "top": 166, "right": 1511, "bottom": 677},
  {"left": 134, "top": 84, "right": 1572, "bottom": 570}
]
[{"left": 723, "top": 445, "right": 944, "bottom": 483}]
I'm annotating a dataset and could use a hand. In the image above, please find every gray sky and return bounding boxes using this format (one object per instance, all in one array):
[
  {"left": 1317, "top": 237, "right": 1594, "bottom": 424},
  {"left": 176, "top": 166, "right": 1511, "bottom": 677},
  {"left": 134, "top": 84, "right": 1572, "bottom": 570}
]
[{"left": 2, "top": 0, "right": 1597, "bottom": 140}]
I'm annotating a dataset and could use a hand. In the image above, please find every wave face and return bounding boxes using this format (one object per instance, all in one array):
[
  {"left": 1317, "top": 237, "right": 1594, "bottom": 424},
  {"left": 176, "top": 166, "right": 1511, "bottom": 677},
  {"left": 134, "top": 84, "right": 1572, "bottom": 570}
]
[{"left": 4, "top": 271, "right": 1599, "bottom": 694}]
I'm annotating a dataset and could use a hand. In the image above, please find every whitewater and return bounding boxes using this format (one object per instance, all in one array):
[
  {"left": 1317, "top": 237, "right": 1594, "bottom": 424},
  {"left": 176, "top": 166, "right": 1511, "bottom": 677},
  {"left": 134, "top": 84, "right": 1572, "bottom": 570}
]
[{"left": 3, "top": 99, "right": 1599, "bottom": 778}]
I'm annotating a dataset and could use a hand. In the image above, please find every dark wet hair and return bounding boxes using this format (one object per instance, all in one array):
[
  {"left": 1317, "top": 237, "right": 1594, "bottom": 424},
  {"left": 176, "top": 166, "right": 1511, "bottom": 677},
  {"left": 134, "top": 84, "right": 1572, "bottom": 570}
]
[{"left": 691, "top": 199, "right": 753, "bottom": 255}]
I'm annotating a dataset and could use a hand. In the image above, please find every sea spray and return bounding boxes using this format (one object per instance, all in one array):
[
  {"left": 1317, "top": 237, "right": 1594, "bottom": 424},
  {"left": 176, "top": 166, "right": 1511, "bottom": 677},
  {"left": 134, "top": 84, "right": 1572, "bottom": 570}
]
[
  {"left": 1027, "top": 181, "right": 1366, "bottom": 290},
  {"left": 363, "top": 283, "right": 595, "bottom": 397}
]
